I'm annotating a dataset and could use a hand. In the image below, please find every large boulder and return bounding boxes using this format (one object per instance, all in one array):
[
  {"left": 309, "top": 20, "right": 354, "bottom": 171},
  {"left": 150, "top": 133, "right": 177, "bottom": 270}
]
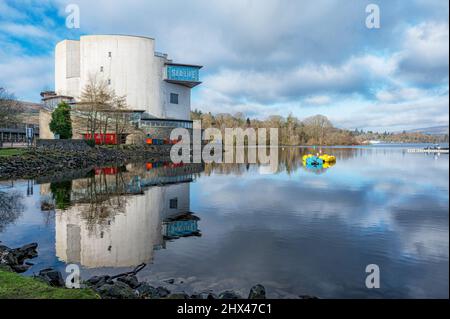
[
  {"left": 96, "top": 281, "right": 137, "bottom": 299},
  {"left": 0, "top": 264, "right": 13, "bottom": 272},
  {"left": 248, "top": 284, "right": 266, "bottom": 299},
  {"left": 299, "top": 295, "right": 319, "bottom": 299},
  {"left": 135, "top": 283, "right": 159, "bottom": 299},
  {"left": 117, "top": 275, "right": 140, "bottom": 289},
  {"left": 156, "top": 286, "right": 171, "bottom": 298},
  {"left": 190, "top": 291, "right": 217, "bottom": 299},
  {"left": 218, "top": 290, "right": 242, "bottom": 299},
  {"left": 0, "top": 243, "right": 38, "bottom": 273},
  {"left": 165, "top": 293, "right": 190, "bottom": 299},
  {"left": 11, "top": 243, "right": 38, "bottom": 263},
  {"left": 36, "top": 268, "right": 65, "bottom": 287},
  {"left": 85, "top": 275, "right": 113, "bottom": 289}
]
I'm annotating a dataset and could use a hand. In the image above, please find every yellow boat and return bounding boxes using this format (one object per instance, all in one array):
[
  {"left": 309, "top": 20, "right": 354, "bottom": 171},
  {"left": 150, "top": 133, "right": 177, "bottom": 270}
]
[
  {"left": 322, "top": 161, "right": 336, "bottom": 169},
  {"left": 303, "top": 154, "right": 336, "bottom": 163},
  {"left": 302, "top": 154, "right": 314, "bottom": 162},
  {"left": 319, "top": 154, "right": 336, "bottom": 163}
]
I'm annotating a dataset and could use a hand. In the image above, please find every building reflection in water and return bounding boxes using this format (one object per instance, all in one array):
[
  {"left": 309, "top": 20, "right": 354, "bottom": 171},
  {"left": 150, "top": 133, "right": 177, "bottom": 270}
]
[{"left": 40, "top": 162, "right": 203, "bottom": 268}]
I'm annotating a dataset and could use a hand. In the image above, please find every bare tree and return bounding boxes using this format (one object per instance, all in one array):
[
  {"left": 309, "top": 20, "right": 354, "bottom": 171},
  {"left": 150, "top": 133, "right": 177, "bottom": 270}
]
[
  {"left": 74, "top": 76, "right": 116, "bottom": 141},
  {"left": 0, "top": 88, "right": 24, "bottom": 127},
  {"left": 73, "top": 76, "right": 139, "bottom": 144},
  {"left": 303, "top": 115, "right": 333, "bottom": 145},
  {"left": 0, "top": 190, "right": 24, "bottom": 232}
]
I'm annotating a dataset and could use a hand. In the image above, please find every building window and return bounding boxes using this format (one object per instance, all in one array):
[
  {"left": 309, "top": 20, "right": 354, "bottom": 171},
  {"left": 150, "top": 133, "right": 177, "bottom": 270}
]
[
  {"left": 108, "top": 52, "right": 112, "bottom": 57},
  {"left": 100, "top": 66, "right": 104, "bottom": 72},
  {"left": 170, "top": 198, "right": 178, "bottom": 209},
  {"left": 170, "top": 93, "right": 179, "bottom": 104},
  {"left": 108, "top": 79, "right": 111, "bottom": 85}
]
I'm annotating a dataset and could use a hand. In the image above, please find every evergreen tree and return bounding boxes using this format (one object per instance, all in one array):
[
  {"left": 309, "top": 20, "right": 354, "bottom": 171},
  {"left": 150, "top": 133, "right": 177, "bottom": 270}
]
[{"left": 49, "top": 102, "right": 73, "bottom": 139}]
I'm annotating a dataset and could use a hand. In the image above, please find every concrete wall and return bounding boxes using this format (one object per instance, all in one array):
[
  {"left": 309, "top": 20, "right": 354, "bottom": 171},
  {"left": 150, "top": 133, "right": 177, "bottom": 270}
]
[
  {"left": 79, "top": 35, "right": 155, "bottom": 113},
  {"left": 154, "top": 56, "right": 191, "bottom": 121},
  {"left": 39, "top": 109, "right": 54, "bottom": 139},
  {"left": 55, "top": 40, "right": 80, "bottom": 98}
]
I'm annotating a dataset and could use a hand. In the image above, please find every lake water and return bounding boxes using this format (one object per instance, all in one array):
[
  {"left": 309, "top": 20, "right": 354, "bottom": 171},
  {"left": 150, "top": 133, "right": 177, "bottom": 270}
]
[{"left": 0, "top": 145, "right": 448, "bottom": 298}]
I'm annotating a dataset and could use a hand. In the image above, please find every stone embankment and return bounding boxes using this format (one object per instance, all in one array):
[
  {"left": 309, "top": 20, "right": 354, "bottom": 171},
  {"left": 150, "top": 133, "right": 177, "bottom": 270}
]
[
  {"left": 0, "top": 143, "right": 172, "bottom": 180},
  {"left": 0, "top": 242, "right": 318, "bottom": 299}
]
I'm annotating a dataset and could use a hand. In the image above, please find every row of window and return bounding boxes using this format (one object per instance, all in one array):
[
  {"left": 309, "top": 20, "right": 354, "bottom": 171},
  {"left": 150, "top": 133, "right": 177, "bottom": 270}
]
[{"left": 141, "top": 120, "right": 193, "bottom": 129}]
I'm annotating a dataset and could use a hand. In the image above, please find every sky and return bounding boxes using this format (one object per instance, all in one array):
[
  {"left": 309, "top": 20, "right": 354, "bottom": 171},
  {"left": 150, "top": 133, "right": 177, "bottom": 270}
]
[{"left": 0, "top": 0, "right": 448, "bottom": 132}]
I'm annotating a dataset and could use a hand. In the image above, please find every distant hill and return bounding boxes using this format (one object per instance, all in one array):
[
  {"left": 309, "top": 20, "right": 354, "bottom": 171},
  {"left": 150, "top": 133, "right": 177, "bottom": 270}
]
[
  {"left": 17, "top": 101, "right": 43, "bottom": 126},
  {"left": 19, "top": 101, "right": 43, "bottom": 114},
  {"left": 407, "top": 125, "right": 449, "bottom": 135}
]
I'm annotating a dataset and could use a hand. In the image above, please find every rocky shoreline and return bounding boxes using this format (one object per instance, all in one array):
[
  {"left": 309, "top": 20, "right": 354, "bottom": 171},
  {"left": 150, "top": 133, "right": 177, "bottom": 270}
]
[
  {"left": 0, "top": 242, "right": 318, "bottom": 299},
  {"left": 0, "top": 144, "right": 172, "bottom": 180}
]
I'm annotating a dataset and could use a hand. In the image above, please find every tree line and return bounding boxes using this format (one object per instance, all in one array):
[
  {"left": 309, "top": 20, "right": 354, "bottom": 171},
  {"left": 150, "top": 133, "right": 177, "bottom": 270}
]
[
  {"left": 192, "top": 110, "right": 357, "bottom": 145},
  {"left": 191, "top": 110, "right": 448, "bottom": 145}
]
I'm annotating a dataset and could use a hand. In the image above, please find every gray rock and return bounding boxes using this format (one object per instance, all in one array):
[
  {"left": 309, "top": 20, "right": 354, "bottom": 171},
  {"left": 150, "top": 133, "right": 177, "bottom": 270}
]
[
  {"left": 156, "top": 286, "right": 170, "bottom": 298},
  {"left": 0, "top": 243, "right": 38, "bottom": 273},
  {"left": 248, "top": 284, "right": 266, "bottom": 299},
  {"left": 96, "top": 281, "right": 137, "bottom": 299},
  {"left": 0, "top": 264, "right": 13, "bottom": 272},
  {"left": 299, "top": 295, "right": 319, "bottom": 299},
  {"left": 11, "top": 264, "right": 32, "bottom": 273},
  {"left": 165, "top": 293, "right": 189, "bottom": 299},
  {"left": 36, "top": 268, "right": 65, "bottom": 287},
  {"left": 117, "top": 275, "right": 140, "bottom": 289},
  {"left": 163, "top": 278, "right": 175, "bottom": 284},
  {"left": 218, "top": 290, "right": 241, "bottom": 299},
  {"left": 135, "top": 283, "right": 159, "bottom": 299},
  {"left": 12, "top": 243, "right": 38, "bottom": 263},
  {"left": 0, "top": 250, "right": 18, "bottom": 266},
  {"left": 86, "top": 275, "right": 112, "bottom": 288},
  {"left": 190, "top": 292, "right": 217, "bottom": 300}
]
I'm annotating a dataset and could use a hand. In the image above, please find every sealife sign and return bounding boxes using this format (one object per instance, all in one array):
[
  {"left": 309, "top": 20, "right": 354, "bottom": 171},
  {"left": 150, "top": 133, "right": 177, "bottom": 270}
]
[
  {"left": 163, "top": 213, "right": 201, "bottom": 239},
  {"left": 165, "top": 63, "right": 202, "bottom": 87}
]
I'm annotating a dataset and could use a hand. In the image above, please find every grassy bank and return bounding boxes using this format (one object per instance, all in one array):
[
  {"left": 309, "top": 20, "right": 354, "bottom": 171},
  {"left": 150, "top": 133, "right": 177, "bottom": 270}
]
[
  {"left": 0, "top": 148, "right": 26, "bottom": 157},
  {"left": 0, "top": 270, "right": 99, "bottom": 299}
]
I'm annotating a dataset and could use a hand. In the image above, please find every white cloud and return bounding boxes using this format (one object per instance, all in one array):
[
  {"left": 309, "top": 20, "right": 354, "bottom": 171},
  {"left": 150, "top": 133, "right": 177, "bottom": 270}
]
[
  {"left": 375, "top": 87, "right": 427, "bottom": 103},
  {"left": 303, "top": 95, "right": 332, "bottom": 106},
  {"left": 199, "top": 53, "right": 397, "bottom": 105},
  {"left": 332, "top": 93, "right": 449, "bottom": 131},
  {"left": 0, "top": 54, "right": 53, "bottom": 102},
  {"left": 0, "top": 23, "right": 52, "bottom": 38},
  {"left": 0, "top": 1, "right": 27, "bottom": 20},
  {"left": 397, "top": 22, "right": 449, "bottom": 84}
]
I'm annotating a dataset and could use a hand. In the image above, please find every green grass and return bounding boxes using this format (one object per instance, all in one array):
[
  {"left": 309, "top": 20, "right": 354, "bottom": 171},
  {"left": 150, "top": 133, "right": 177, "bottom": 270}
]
[
  {"left": 0, "top": 148, "right": 26, "bottom": 157},
  {"left": 0, "top": 270, "right": 99, "bottom": 299}
]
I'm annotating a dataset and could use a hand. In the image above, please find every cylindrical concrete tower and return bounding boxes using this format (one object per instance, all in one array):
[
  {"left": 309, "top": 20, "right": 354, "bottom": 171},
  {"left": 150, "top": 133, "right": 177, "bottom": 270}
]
[{"left": 53, "top": 34, "right": 200, "bottom": 125}]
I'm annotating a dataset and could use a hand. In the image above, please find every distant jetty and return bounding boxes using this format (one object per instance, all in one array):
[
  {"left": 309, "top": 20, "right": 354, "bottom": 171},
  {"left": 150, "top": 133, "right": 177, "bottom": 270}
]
[{"left": 407, "top": 147, "right": 449, "bottom": 153}]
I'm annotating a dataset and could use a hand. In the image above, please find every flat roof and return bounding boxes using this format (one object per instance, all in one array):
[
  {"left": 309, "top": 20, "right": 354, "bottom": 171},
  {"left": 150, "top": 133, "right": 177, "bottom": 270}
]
[
  {"left": 80, "top": 34, "right": 155, "bottom": 41},
  {"left": 41, "top": 95, "right": 74, "bottom": 101},
  {"left": 165, "top": 79, "right": 202, "bottom": 88},
  {"left": 165, "top": 62, "right": 203, "bottom": 69},
  {"left": 140, "top": 117, "right": 193, "bottom": 123}
]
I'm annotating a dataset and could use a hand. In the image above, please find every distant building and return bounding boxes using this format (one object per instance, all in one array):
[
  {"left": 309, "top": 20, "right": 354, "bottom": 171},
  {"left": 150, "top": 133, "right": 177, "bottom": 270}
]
[
  {"left": 40, "top": 34, "right": 202, "bottom": 141},
  {"left": 0, "top": 101, "right": 40, "bottom": 145}
]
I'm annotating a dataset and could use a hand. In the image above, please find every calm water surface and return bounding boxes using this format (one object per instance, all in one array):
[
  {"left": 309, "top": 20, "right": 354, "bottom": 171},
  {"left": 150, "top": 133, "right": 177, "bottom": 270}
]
[{"left": 0, "top": 146, "right": 448, "bottom": 298}]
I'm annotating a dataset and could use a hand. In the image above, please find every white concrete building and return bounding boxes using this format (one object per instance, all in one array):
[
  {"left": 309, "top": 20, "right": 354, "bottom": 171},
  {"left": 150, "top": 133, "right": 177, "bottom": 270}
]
[
  {"left": 41, "top": 35, "right": 201, "bottom": 139},
  {"left": 54, "top": 180, "right": 193, "bottom": 268}
]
